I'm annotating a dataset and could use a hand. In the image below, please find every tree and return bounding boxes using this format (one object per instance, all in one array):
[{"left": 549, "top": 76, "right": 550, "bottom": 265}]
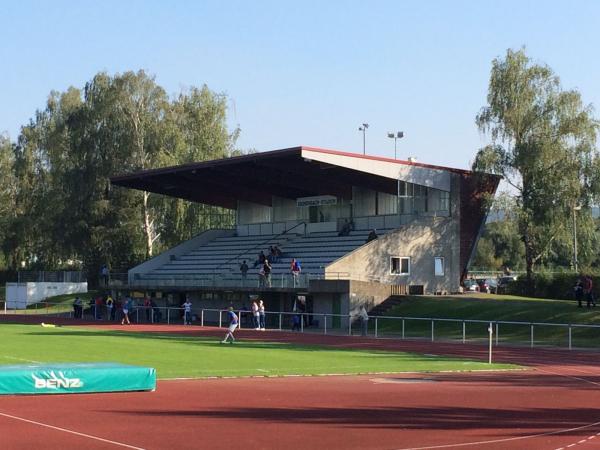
[
  {"left": 1, "top": 70, "right": 239, "bottom": 283},
  {"left": 474, "top": 48, "right": 599, "bottom": 291},
  {"left": 0, "top": 134, "right": 16, "bottom": 267}
]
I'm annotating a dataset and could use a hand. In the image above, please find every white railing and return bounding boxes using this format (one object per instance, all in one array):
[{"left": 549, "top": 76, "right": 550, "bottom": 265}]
[{"left": 2, "top": 300, "right": 599, "bottom": 351}]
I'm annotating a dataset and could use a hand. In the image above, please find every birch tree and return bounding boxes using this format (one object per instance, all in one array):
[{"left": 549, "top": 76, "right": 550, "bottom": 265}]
[{"left": 474, "top": 48, "right": 599, "bottom": 289}]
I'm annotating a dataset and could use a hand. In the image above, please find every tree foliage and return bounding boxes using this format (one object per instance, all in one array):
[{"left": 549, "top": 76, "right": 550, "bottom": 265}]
[
  {"left": 1, "top": 71, "right": 238, "bottom": 281},
  {"left": 473, "top": 49, "right": 600, "bottom": 287}
]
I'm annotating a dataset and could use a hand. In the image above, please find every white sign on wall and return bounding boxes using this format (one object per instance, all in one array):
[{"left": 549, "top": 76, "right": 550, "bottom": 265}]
[{"left": 296, "top": 195, "right": 337, "bottom": 207}]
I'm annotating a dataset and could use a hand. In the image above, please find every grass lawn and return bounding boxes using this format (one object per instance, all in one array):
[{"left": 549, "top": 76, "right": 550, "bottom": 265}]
[
  {"left": 372, "top": 295, "right": 600, "bottom": 348},
  {"left": 0, "top": 324, "right": 517, "bottom": 379}
]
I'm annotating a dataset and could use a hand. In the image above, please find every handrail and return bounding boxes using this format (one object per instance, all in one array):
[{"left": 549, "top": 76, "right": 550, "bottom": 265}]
[{"left": 213, "top": 221, "right": 306, "bottom": 273}]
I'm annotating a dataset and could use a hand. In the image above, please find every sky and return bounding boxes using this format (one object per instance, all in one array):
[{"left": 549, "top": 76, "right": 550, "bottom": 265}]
[{"left": 1, "top": 0, "right": 599, "bottom": 174}]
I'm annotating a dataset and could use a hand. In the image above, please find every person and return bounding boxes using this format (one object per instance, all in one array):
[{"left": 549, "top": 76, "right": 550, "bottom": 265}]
[
  {"left": 254, "top": 251, "right": 266, "bottom": 268},
  {"left": 95, "top": 296, "right": 103, "bottom": 320},
  {"left": 121, "top": 296, "right": 131, "bottom": 325},
  {"left": 291, "top": 313, "right": 301, "bottom": 331},
  {"left": 73, "top": 296, "right": 82, "bottom": 319},
  {"left": 258, "top": 299, "right": 266, "bottom": 331},
  {"left": 143, "top": 296, "right": 152, "bottom": 322},
  {"left": 183, "top": 296, "right": 193, "bottom": 325},
  {"left": 222, "top": 307, "right": 238, "bottom": 344},
  {"left": 240, "top": 260, "right": 249, "bottom": 283},
  {"left": 574, "top": 278, "right": 584, "bottom": 308},
  {"left": 338, "top": 219, "right": 353, "bottom": 237},
  {"left": 106, "top": 294, "right": 114, "bottom": 321},
  {"left": 150, "top": 297, "right": 161, "bottom": 323},
  {"left": 269, "top": 246, "right": 277, "bottom": 263},
  {"left": 582, "top": 275, "right": 596, "bottom": 308},
  {"left": 258, "top": 267, "right": 266, "bottom": 287},
  {"left": 366, "top": 229, "right": 378, "bottom": 243},
  {"left": 100, "top": 264, "right": 109, "bottom": 286},
  {"left": 273, "top": 245, "right": 282, "bottom": 262},
  {"left": 263, "top": 258, "right": 272, "bottom": 287},
  {"left": 358, "top": 305, "right": 369, "bottom": 336},
  {"left": 251, "top": 300, "right": 260, "bottom": 330},
  {"left": 290, "top": 258, "right": 301, "bottom": 287}
]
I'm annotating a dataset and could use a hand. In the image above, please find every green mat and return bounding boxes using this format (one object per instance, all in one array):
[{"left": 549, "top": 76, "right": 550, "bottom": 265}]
[{"left": 0, "top": 363, "right": 156, "bottom": 395}]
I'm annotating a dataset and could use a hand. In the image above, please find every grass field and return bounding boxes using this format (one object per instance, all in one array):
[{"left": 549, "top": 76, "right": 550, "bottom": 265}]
[
  {"left": 372, "top": 294, "right": 600, "bottom": 348},
  {"left": 0, "top": 324, "right": 517, "bottom": 378}
]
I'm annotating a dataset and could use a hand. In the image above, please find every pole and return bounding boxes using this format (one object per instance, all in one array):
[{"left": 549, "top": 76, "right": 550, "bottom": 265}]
[
  {"left": 362, "top": 128, "right": 366, "bottom": 155},
  {"left": 394, "top": 137, "right": 397, "bottom": 160},
  {"left": 488, "top": 322, "right": 493, "bottom": 364},
  {"left": 573, "top": 207, "right": 579, "bottom": 273}
]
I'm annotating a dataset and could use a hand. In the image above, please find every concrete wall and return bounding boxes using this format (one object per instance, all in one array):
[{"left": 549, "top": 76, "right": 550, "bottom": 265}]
[
  {"left": 325, "top": 175, "right": 461, "bottom": 293},
  {"left": 6, "top": 282, "right": 88, "bottom": 309}
]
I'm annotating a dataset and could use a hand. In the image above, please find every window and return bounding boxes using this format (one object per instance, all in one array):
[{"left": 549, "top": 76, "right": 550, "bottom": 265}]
[
  {"left": 391, "top": 257, "right": 410, "bottom": 275},
  {"left": 434, "top": 257, "right": 445, "bottom": 276}
]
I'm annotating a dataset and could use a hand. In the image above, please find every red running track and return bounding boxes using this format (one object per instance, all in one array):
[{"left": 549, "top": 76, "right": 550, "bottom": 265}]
[{"left": 1, "top": 318, "right": 600, "bottom": 450}]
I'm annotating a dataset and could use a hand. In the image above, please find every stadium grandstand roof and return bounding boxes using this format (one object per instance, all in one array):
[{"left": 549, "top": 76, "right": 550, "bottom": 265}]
[{"left": 110, "top": 146, "right": 499, "bottom": 209}]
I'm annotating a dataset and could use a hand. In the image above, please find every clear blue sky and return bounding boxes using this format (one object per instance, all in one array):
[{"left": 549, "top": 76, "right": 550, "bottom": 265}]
[{"left": 1, "top": 0, "right": 599, "bottom": 172}]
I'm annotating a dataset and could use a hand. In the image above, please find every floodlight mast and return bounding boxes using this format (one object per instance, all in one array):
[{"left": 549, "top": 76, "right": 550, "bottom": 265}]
[
  {"left": 387, "top": 131, "right": 404, "bottom": 159},
  {"left": 358, "top": 123, "right": 369, "bottom": 154}
]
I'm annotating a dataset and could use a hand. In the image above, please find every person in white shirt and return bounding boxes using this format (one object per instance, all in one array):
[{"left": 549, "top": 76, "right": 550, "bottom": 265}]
[
  {"left": 183, "top": 297, "right": 192, "bottom": 325},
  {"left": 251, "top": 300, "right": 260, "bottom": 330},
  {"left": 358, "top": 305, "right": 369, "bottom": 336},
  {"left": 258, "top": 299, "right": 266, "bottom": 331}
]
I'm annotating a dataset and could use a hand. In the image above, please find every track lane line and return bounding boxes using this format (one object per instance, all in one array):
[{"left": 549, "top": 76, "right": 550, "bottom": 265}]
[
  {"left": 0, "top": 411, "right": 146, "bottom": 450},
  {"left": 393, "top": 420, "right": 600, "bottom": 450}
]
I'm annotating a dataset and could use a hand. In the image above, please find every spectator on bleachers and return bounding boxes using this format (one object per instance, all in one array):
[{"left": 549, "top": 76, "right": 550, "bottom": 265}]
[
  {"left": 269, "top": 246, "right": 277, "bottom": 262},
  {"left": 100, "top": 264, "right": 109, "bottom": 287},
  {"left": 263, "top": 259, "right": 272, "bottom": 287},
  {"left": 366, "top": 229, "right": 378, "bottom": 243},
  {"left": 290, "top": 258, "right": 301, "bottom": 287},
  {"left": 274, "top": 245, "right": 282, "bottom": 260},
  {"left": 240, "top": 260, "right": 249, "bottom": 282},
  {"left": 338, "top": 219, "right": 354, "bottom": 236},
  {"left": 254, "top": 251, "right": 266, "bottom": 268}
]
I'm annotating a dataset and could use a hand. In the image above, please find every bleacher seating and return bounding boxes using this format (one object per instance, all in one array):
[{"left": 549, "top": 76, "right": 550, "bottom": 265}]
[{"left": 135, "top": 227, "right": 393, "bottom": 286}]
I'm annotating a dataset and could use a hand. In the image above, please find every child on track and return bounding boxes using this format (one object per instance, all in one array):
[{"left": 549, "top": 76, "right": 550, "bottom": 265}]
[{"left": 222, "top": 307, "right": 238, "bottom": 344}]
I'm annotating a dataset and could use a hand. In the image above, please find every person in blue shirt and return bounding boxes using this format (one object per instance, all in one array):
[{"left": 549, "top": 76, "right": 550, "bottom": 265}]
[{"left": 222, "top": 307, "right": 238, "bottom": 344}]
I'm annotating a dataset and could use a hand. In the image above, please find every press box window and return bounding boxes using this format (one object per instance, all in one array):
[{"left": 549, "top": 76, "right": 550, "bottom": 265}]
[
  {"left": 391, "top": 257, "right": 410, "bottom": 275},
  {"left": 434, "top": 257, "right": 445, "bottom": 276}
]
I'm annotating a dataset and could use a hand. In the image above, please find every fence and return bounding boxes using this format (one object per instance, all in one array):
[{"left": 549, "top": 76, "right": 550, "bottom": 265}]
[
  {"left": 113, "top": 271, "right": 361, "bottom": 289},
  {"left": 3, "top": 299, "right": 600, "bottom": 350},
  {"left": 16, "top": 271, "right": 87, "bottom": 283}
]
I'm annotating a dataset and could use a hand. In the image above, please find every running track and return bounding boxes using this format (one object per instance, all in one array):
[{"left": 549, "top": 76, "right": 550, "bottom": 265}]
[{"left": 1, "top": 317, "right": 600, "bottom": 450}]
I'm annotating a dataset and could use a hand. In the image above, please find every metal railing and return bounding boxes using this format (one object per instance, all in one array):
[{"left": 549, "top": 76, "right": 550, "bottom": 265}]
[
  {"left": 16, "top": 271, "right": 87, "bottom": 283},
  {"left": 3, "top": 300, "right": 599, "bottom": 350}
]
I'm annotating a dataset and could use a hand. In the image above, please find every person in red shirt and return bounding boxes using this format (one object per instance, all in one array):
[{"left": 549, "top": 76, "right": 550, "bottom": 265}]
[{"left": 582, "top": 275, "right": 596, "bottom": 308}]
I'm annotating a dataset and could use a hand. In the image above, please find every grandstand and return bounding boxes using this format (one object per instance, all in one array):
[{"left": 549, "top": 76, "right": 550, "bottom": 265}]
[{"left": 112, "top": 146, "right": 499, "bottom": 320}]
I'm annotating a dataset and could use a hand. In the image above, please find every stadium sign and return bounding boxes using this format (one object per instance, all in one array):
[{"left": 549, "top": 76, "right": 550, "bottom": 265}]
[{"left": 296, "top": 195, "right": 337, "bottom": 207}]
